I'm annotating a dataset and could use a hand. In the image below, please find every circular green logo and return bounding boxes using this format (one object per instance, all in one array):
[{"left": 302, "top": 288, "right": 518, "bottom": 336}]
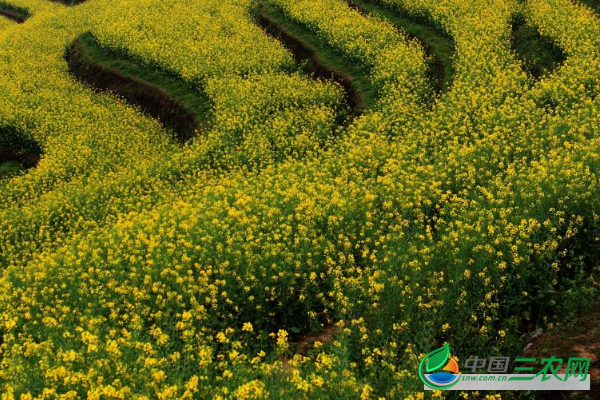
[{"left": 418, "top": 344, "right": 461, "bottom": 390}]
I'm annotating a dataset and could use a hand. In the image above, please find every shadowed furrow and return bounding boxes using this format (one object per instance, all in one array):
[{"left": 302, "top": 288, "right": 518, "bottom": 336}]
[
  {"left": 345, "top": 0, "right": 455, "bottom": 95},
  {"left": 511, "top": 15, "right": 566, "bottom": 79},
  {"left": 0, "top": 127, "right": 41, "bottom": 180},
  {"left": 66, "top": 32, "right": 211, "bottom": 143},
  {"left": 0, "top": 1, "right": 30, "bottom": 23}
]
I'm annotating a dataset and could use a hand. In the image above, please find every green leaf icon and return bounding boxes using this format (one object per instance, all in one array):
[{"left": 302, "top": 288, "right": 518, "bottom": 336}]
[{"left": 425, "top": 344, "right": 450, "bottom": 373}]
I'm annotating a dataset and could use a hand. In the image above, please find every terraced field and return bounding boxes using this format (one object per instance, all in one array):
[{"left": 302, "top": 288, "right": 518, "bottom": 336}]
[{"left": 1, "top": 0, "right": 600, "bottom": 398}]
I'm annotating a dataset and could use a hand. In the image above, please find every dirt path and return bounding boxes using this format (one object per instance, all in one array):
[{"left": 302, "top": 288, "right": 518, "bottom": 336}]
[{"left": 520, "top": 305, "right": 600, "bottom": 398}]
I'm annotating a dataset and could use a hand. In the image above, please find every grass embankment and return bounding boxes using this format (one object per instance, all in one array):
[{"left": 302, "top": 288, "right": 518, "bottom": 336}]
[
  {"left": 345, "top": 0, "right": 455, "bottom": 95},
  {"left": 511, "top": 15, "right": 566, "bottom": 79},
  {"left": 255, "top": 5, "right": 378, "bottom": 114},
  {"left": 0, "top": 1, "right": 30, "bottom": 23},
  {"left": 67, "top": 32, "right": 211, "bottom": 143}
]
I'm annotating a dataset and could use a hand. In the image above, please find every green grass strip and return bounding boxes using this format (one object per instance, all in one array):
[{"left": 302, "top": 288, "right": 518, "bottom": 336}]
[
  {"left": 0, "top": 161, "right": 25, "bottom": 180},
  {"left": 0, "top": 1, "right": 31, "bottom": 23},
  {"left": 255, "top": 4, "right": 380, "bottom": 113},
  {"left": 67, "top": 32, "right": 212, "bottom": 143},
  {"left": 346, "top": 0, "right": 455, "bottom": 95},
  {"left": 510, "top": 15, "right": 566, "bottom": 79}
]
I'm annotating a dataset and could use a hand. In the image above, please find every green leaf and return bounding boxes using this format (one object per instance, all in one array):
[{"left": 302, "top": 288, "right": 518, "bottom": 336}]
[{"left": 425, "top": 344, "right": 450, "bottom": 373}]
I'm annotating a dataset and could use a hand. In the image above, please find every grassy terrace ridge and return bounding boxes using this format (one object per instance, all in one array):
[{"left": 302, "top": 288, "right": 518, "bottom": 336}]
[
  {"left": 0, "top": 1, "right": 31, "bottom": 23},
  {"left": 48, "top": 0, "right": 88, "bottom": 5},
  {"left": 346, "top": 0, "right": 455, "bottom": 95},
  {"left": 511, "top": 15, "right": 566, "bottom": 79},
  {"left": 254, "top": 4, "right": 379, "bottom": 114},
  {"left": 66, "top": 32, "right": 211, "bottom": 143},
  {"left": 580, "top": 0, "right": 600, "bottom": 16}
]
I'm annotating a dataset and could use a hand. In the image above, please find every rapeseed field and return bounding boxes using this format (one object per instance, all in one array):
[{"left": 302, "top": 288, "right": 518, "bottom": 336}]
[{"left": 1, "top": 0, "right": 599, "bottom": 398}]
